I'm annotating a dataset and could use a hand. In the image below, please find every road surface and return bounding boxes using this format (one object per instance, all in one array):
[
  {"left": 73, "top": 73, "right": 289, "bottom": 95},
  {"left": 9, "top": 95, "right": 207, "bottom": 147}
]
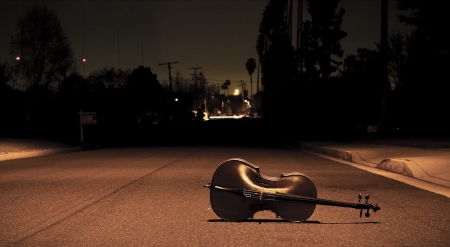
[{"left": 1, "top": 146, "right": 449, "bottom": 246}]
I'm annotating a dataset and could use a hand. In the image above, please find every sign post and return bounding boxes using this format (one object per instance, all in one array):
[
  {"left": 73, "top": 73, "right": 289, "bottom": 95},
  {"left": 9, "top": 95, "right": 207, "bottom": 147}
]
[{"left": 78, "top": 110, "right": 97, "bottom": 142}]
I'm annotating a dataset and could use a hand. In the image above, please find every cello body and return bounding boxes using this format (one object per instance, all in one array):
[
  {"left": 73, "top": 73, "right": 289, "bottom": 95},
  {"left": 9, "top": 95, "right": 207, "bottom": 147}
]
[{"left": 209, "top": 158, "right": 317, "bottom": 222}]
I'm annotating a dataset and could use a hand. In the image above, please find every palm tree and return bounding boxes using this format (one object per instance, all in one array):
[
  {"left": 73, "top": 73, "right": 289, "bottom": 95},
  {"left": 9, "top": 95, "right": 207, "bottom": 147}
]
[
  {"left": 245, "top": 58, "right": 256, "bottom": 98},
  {"left": 221, "top": 79, "right": 230, "bottom": 96}
]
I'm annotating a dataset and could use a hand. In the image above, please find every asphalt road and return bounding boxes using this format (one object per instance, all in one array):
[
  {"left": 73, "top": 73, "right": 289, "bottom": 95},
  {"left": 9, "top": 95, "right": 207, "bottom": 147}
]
[{"left": 1, "top": 146, "right": 449, "bottom": 246}]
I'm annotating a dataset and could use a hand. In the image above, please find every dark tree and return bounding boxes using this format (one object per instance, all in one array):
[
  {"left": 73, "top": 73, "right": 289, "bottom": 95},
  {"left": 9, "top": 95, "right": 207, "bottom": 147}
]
[
  {"left": 245, "top": 58, "right": 256, "bottom": 98},
  {"left": 125, "top": 66, "right": 167, "bottom": 122},
  {"left": 221, "top": 80, "right": 231, "bottom": 96},
  {"left": 340, "top": 48, "right": 383, "bottom": 129},
  {"left": 396, "top": 0, "right": 449, "bottom": 90},
  {"left": 81, "top": 67, "right": 131, "bottom": 127},
  {"left": 57, "top": 73, "right": 93, "bottom": 111},
  {"left": 0, "top": 62, "right": 24, "bottom": 135},
  {"left": 8, "top": 4, "right": 73, "bottom": 133},
  {"left": 256, "top": 0, "right": 297, "bottom": 120},
  {"left": 0, "top": 62, "right": 10, "bottom": 88},
  {"left": 9, "top": 4, "right": 73, "bottom": 92},
  {"left": 301, "top": 0, "right": 347, "bottom": 82},
  {"left": 86, "top": 67, "right": 130, "bottom": 92},
  {"left": 341, "top": 48, "right": 382, "bottom": 87},
  {"left": 397, "top": 0, "right": 448, "bottom": 56},
  {"left": 53, "top": 73, "right": 93, "bottom": 140},
  {"left": 385, "top": 31, "right": 409, "bottom": 91},
  {"left": 396, "top": 0, "right": 450, "bottom": 134},
  {"left": 294, "top": 0, "right": 347, "bottom": 135}
]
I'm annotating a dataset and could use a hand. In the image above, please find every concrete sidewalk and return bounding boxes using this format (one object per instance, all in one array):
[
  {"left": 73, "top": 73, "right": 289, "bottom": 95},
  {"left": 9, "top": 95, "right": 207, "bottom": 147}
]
[
  {"left": 299, "top": 139, "right": 450, "bottom": 188},
  {"left": 0, "top": 138, "right": 81, "bottom": 162}
]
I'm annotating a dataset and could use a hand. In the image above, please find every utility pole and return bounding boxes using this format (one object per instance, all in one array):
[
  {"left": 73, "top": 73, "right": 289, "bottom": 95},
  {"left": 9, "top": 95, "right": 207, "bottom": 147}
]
[
  {"left": 297, "top": 0, "right": 304, "bottom": 77},
  {"left": 238, "top": 80, "right": 246, "bottom": 114},
  {"left": 189, "top": 67, "right": 202, "bottom": 109},
  {"left": 378, "top": 0, "right": 389, "bottom": 133},
  {"left": 288, "top": 0, "right": 293, "bottom": 43},
  {"left": 81, "top": 0, "right": 86, "bottom": 77},
  {"left": 117, "top": 27, "right": 120, "bottom": 68},
  {"left": 159, "top": 62, "right": 179, "bottom": 95},
  {"left": 238, "top": 80, "right": 246, "bottom": 95},
  {"left": 200, "top": 72, "right": 209, "bottom": 113}
]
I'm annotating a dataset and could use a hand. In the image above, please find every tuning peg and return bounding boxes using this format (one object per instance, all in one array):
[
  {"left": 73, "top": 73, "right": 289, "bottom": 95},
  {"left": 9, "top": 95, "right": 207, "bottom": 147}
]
[
  {"left": 358, "top": 193, "right": 363, "bottom": 217},
  {"left": 365, "top": 194, "right": 371, "bottom": 217}
]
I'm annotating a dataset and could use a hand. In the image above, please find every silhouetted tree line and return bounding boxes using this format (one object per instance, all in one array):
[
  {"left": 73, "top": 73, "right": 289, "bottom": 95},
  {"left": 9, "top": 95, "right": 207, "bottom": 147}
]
[
  {"left": 1, "top": 4, "right": 200, "bottom": 140},
  {"left": 1, "top": 61, "right": 189, "bottom": 140},
  {"left": 257, "top": 0, "right": 449, "bottom": 137}
]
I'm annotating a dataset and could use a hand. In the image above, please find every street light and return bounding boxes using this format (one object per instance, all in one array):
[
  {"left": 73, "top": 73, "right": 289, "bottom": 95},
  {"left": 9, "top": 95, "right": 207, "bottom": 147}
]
[{"left": 15, "top": 56, "right": 20, "bottom": 61}]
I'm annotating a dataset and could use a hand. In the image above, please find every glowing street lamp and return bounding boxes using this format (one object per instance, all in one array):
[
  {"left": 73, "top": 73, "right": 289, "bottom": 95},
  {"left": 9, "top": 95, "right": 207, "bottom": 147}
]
[
  {"left": 233, "top": 89, "right": 240, "bottom": 96},
  {"left": 245, "top": 99, "right": 251, "bottom": 108},
  {"left": 82, "top": 58, "right": 86, "bottom": 62},
  {"left": 15, "top": 56, "right": 20, "bottom": 61}
]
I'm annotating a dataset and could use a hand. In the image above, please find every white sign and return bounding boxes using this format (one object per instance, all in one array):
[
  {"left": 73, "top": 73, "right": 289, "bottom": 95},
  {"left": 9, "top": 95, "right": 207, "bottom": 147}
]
[
  {"left": 78, "top": 111, "right": 97, "bottom": 142},
  {"left": 82, "top": 114, "right": 97, "bottom": 125}
]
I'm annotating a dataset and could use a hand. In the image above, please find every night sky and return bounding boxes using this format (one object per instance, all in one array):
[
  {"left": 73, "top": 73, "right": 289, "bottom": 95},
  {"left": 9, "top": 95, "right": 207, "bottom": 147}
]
[{"left": 1, "top": 0, "right": 411, "bottom": 93}]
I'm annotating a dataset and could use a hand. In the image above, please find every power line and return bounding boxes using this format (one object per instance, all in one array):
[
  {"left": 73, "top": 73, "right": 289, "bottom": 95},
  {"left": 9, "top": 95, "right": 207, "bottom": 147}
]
[{"left": 202, "top": 79, "right": 250, "bottom": 83}]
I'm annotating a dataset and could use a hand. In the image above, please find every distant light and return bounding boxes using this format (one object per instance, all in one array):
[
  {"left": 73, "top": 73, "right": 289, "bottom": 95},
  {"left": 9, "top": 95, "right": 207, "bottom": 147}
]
[
  {"left": 82, "top": 58, "right": 86, "bottom": 62},
  {"left": 233, "top": 89, "right": 240, "bottom": 95},
  {"left": 15, "top": 56, "right": 20, "bottom": 61},
  {"left": 210, "top": 115, "right": 243, "bottom": 120},
  {"left": 174, "top": 98, "right": 178, "bottom": 102}
]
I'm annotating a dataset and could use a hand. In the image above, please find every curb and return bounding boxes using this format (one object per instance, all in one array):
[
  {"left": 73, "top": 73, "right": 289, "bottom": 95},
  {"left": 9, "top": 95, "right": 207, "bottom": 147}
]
[
  {"left": 376, "top": 158, "right": 450, "bottom": 188},
  {"left": 0, "top": 147, "right": 82, "bottom": 162},
  {"left": 301, "top": 145, "right": 450, "bottom": 188},
  {"left": 299, "top": 144, "right": 354, "bottom": 162}
]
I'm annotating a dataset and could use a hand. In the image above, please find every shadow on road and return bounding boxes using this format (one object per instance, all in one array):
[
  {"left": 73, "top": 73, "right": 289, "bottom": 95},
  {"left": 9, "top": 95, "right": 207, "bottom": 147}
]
[{"left": 207, "top": 219, "right": 380, "bottom": 224}]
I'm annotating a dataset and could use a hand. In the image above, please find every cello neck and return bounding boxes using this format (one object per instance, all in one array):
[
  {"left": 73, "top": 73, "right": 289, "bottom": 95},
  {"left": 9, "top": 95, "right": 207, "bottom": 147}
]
[{"left": 244, "top": 189, "right": 374, "bottom": 210}]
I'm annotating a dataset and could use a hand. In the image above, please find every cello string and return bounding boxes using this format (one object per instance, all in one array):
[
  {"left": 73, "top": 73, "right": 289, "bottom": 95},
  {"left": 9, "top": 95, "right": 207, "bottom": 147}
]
[{"left": 243, "top": 189, "right": 371, "bottom": 209}]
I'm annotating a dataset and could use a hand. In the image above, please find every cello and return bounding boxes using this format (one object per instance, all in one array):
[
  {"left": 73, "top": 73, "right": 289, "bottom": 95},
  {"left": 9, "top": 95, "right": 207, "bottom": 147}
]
[{"left": 204, "top": 158, "right": 381, "bottom": 222}]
